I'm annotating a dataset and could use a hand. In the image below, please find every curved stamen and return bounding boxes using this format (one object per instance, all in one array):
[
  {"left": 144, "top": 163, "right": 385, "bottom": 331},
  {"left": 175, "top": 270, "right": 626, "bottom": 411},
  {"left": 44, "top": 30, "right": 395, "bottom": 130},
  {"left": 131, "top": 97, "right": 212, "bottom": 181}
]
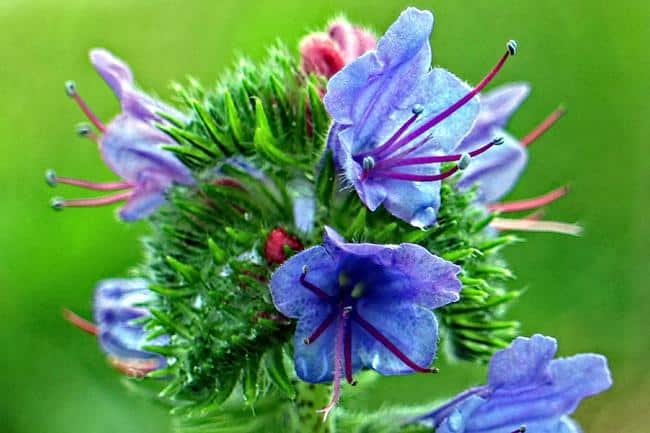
[
  {"left": 488, "top": 186, "right": 569, "bottom": 213},
  {"left": 46, "top": 170, "right": 132, "bottom": 191},
  {"left": 318, "top": 314, "right": 345, "bottom": 421},
  {"left": 343, "top": 310, "right": 356, "bottom": 385},
  {"left": 357, "top": 105, "right": 425, "bottom": 160},
  {"left": 65, "top": 81, "right": 106, "bottom": 133},
  {"left": 375, "top": 137, "right": 503, "bottom": 171},
  {"left": 352, "top": 311, "right": 438, "bottom": 373},
  {"left": 490, "top": 217, "right": 582, "bottom": 236},
  {"left": 108, "top": 357, "right": 160, "bottom": 377},
  {"left": 51, "top": 190, "right": 133, "bottom": 209},
  {"left": 521, "top": 106, "right": 565, "bottom": 147},
  {"left": 300, "top": 267, "right": 334, "bottom": 302},
  {"left": 371, "top": 153, "right": 470, "bottom": 182},
  {"left": 389, "top": 41, "right": 516, "bottom": 155},
  {"left": 63, "top": 309, "right": 98, "bottom": 335},
  {"left": 303, "top": 312, "right": 337, "bottom": 345}
]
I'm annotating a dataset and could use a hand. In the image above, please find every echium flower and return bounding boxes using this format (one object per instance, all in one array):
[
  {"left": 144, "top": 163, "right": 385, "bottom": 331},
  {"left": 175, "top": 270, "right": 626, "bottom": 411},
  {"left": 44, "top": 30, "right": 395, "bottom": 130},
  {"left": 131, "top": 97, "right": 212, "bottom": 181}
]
[
  {"left": 64, "top": 278, "right": 168, "bottom": 376},
  {"left": 300, "top": 17, "right": 376, "bottom": 79},
  {"left": 324, "top": 7, "right": 518, "bottom": 227},
  {"left": 454, "top": 84, "right": 579, "bottom": 235},
  {"left": 47, "top": 49, "right": 194, "bottom": 221},
  {"left": 415, "top": 335, "right": 612, "bottom": 433},
  {"left": 270, "top": 227, "right": 462, "bottom": 417}
]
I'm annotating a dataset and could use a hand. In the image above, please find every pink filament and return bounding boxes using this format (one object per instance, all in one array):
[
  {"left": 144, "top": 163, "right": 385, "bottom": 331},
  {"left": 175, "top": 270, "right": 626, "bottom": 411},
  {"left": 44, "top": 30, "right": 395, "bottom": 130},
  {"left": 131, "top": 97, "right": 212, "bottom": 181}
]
[
  {"left": 55, "top": 177, "right": 132, "bottom": 191},
  {"left": 488, "top": 186, "right": 569, "bottom": 213},
  {"left": 490, "top": 217, "right": 582, "bottom": 236},
  {"left": 63, "top": 309, "right": 98, "bottom": 336},
  {"left": 59, "top": 190, "right": 132, "bottom": 207},
  {"left": 521, "top": 107, "right": 566, "bottom": 147},
  {"left": 71, "top": 93, "right": 106, "bottom": 133}
]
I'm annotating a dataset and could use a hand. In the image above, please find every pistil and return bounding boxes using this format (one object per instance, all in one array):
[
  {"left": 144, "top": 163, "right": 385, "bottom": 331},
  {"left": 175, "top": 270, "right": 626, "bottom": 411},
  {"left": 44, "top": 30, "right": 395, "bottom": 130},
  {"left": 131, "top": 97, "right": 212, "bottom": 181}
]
[{"left": 490, "top": 217, "right": 582, "bottom": 236}]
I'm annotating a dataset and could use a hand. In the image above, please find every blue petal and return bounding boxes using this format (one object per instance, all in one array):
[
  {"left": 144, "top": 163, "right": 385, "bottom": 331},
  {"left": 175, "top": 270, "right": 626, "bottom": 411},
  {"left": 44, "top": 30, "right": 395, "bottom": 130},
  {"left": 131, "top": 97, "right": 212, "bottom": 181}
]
[
  {"left": 119, "top": 187, "right": 167, "bottom": 221},
  {"left": 456, "top": 130, "right": 528, "bottom": 204},
  {"left": 324, "top": 7, "right": 433, "bottom": 144},
  {"left": 477, "top": 83, "right": 530, "bottom": 131},
  {"left": 354, "top": 302, "right": 438, "bottom": 375},
  {"left": 101, "top": 114, "right": 194, "bottom": 186},
  {"left": 90, "top": 48, "right": 134, "bottom": 99},
  {"left": 269, "top": 246, "right": 338, "bottom": 319},
  {"left": 488, "top": 334, "right": 557, "bottom": 389},
  {"left": 120, "top": 86, "right": 190, "bottom": 124}
]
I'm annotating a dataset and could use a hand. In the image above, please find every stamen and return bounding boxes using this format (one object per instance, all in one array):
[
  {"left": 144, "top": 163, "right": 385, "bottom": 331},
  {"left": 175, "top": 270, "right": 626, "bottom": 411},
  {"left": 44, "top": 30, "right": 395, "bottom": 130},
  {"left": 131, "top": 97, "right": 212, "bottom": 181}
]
[
  {"left": 343, "top": 307, "right": 356, "bottom": 385},
  {"left": 352, "top": 311, "right": 438, "bottom": 373},
  {"left": 523, "top": 209, "right": 545, "bottom": 221},
  {"left": 521, "top": 106, "right": 565, "bottom": 147},
  {"left": 391, "top": 41, "right": 517, "bottom": 151},
  {"left": 318, "top": 314, "right": 345, "bottom": 421},
  {"left": 375, "top": 137, "right": 503, "bottom": 171},
  {"left": 510, "top": 426, "right": 526, "bottom": 433},
  {"left": 490, "top": 217, "right": 583, "bottom": 236},
  {"left": 108, "top": 357, "right": 160, "bottom": 377},
  {"left": 77, "top": 123, "right": 100, "bottom": 143},
  {"left": 372, "top": 159, "right": 468, "bottom": 182},
  {"left": 359, "top": 104, "right": 425, "bottom": 159},
  {"left": 65, "top": 80, "right": 106, "bottom": 133},
  {"left": 488, "top": 186, "right": 569, "bottom": 213},
  {"left": 300, "top": 266, "right": 333, "bottom": 302},
  {"left": 45, "top": 170, "right": 132, "bottom": 191},
  {"left": 63, "top": 309, "right": 98, "bottom": 335},
  {"left": 303, "top": 312, "right": 337, "bottom": 345},
  {"left": 50, "top": 190, "right": 133, "bottom": 210}
]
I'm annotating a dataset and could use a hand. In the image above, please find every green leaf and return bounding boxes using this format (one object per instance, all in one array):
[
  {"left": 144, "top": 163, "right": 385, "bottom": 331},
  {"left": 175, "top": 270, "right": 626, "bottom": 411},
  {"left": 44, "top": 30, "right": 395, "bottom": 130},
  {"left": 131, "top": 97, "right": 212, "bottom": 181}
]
[
  {"left": 264, "top": 347, "right": 296, "bottom": 400},
  {"left": 253, "top": 98, "right": 300, "bottom": 166}
]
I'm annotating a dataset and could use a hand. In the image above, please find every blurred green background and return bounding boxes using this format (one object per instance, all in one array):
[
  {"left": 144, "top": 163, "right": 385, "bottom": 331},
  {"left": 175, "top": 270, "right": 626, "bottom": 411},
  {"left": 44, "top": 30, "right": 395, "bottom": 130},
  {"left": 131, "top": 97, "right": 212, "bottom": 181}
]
[{"left": 1, "top": 0, "right": 647, "bottom": 432}]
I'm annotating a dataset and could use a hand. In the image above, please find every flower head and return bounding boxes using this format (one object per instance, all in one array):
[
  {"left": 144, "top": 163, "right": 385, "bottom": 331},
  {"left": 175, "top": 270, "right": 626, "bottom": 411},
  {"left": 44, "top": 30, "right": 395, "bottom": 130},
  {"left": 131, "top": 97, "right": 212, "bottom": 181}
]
[
  {"left": 418, "top": 334, "right": 612, "bottom": 433},
  {"left": 324, "top": 7, "right": 519, "bottom": 227},
  {"left": 270, "top": 227, "right": 461, "bottom": 417},
  {"left": 300, "top": 17, "right": 376, "bottom": 79},
  {"left": 47, "top": 49, "right": 194, "bottom": 221}
]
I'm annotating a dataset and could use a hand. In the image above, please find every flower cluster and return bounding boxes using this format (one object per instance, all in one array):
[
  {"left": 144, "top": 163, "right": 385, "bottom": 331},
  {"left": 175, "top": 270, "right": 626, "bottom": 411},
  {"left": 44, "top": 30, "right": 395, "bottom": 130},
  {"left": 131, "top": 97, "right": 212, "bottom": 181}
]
[{"left": 51, "top": 5, "right": 610, "bottom": 433}]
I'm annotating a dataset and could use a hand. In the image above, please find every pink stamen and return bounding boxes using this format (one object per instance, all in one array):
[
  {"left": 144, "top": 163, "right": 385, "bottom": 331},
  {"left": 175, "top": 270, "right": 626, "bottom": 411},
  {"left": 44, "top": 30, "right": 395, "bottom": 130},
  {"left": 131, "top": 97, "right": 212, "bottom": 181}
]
[
  {"left": 352, "top": 311, "right": 437, "bottom": 373},
  {"left": 318, "top": 314, "right": 345, "bottom": 421},
  {"left": 343, "top": 313, "right": 356, "bottom": 385},
  {"left": 488, "top": 186, "right": 569, "bottom": 213},
  {"left": 63, "top": 309, "right": 98, "bottom": 336},
  {"left": 65, "top": 81, "right": 106, "bottom": 133},
  {"left": 52, "top": 175, "right": 132, "bottom": 191},
  {"left": 53, "top": 190, "right": 132, "bottom": 208},
  {"left": 304, "top": 312, "right": 337, "bottom": 345},
  {"left": 372, "top": 165, "right": 461, "bottom": 182},
  {"left": 108, "top": 357, "right": 160, "bottom": 377},
  {"left": 390, "top": 41, "right": 517, "bottom": 154},
  {"left": 490, "top": 217, "right": 582, "bottom": 236},
  {"left": 77, "top": 124, "right": 101, "bottom": 143},
  {"left": 520, "top": 106, "right": 565, "bottom": 147},
  {"left": 523, "top": 209, "right": 545, "bottom": 221},
  {"left": 300, "top": 268, "right": 334, "bottom": 302},
  {"left": 376, "top": 137, "right": 503, "bottom": 171},
  {"left": 359, "top": 106, "right": 424, "bottom": 159}
]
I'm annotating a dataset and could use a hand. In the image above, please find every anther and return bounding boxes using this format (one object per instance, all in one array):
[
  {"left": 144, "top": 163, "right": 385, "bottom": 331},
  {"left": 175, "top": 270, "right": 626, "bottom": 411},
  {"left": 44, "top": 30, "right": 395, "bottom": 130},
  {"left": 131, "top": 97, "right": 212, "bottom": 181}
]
[
  {"left": 362, "top": 156, "right": 376, "bottom": 171},
  {"left": 343, "top": 305, "right": 353, "bottom": 316},
  {"left": 507, "top": 40, "right": 518, "bottom": 56},
  {"left": 350, "top": 282, "right": 364, "bottom": 299},
  {"left": 77, "top": 123, "right": 92, "bottom": 136},
  {"left": 510, "top": 426, "right": 526, "bottom": 433},
  {"left": 412, "top": 104, "right": 424, "bottom": 115},
  {"left": 493, "top": 137, "right": 505, "bottom": 146},
  {"left": 45, "top": 169, "right": 58, "bottom": 187},
  {"left": 65, "top": 80, "right": 77, "bottom": 97},
  {"left": 302, "top": 265, "right": 309, "bottom": 275},
  {"left": 458, "top": 153, "right": 471, "bottom": 170},
  {"left": 50, "top": 197, "right": 65, "bottom": 210}
]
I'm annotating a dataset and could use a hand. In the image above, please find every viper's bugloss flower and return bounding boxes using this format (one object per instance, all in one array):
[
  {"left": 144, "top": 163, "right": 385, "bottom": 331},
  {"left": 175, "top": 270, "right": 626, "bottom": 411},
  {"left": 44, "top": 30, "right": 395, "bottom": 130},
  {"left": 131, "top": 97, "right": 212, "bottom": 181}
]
[
  {"left": 300, "top": 17, "right": 376, "bottom": 79},
  {"left": 323, "top": 7, "right": 519, "bottom": 227},
  {"left": 270, "top": 226, "right": 461, "bottom": 417},
  {"left": 47, "top": 49, "right": 194, "bottom": 221},
  {"left": 418, "top": 334, "right": 612, "bottom": 433}
]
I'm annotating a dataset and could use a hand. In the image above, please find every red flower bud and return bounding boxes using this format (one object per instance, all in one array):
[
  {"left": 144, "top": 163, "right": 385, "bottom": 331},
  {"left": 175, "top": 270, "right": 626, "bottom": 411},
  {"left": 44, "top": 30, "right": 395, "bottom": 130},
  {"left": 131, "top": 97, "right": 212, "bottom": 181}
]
[{"left": 264, "top": 227, "right": 304, "bottom": 265}]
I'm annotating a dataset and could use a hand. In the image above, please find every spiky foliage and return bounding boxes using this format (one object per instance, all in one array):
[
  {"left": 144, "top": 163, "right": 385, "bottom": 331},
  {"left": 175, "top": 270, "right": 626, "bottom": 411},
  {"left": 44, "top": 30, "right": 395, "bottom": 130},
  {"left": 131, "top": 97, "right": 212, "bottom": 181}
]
[{"left": 135, "top": 43, "right": 521, "bottom": 431}]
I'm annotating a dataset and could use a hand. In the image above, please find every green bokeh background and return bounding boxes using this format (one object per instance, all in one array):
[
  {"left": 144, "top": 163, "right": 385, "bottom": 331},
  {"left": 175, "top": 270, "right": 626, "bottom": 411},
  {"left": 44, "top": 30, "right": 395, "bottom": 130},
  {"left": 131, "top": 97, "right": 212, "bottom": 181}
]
[{"left": 1, "top": 0, "right": 647, "bottom": 432}]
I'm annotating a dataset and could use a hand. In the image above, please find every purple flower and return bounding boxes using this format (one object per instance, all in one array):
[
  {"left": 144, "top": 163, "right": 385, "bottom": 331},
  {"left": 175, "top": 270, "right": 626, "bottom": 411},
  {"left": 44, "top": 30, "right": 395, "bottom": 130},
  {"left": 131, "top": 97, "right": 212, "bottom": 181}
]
[
  {"left": 324, "top": 7, "right": 518, "bottom": 227},
  {"left": 93, "top": 278, "right": 168, "bottom": 369},
  {"left": 270, "top": 227, "right": 461, "bottom": 416},
  {"left": 47, "top": 48, "right": 194, "bottom": 221},
  {"left": 418, "top": 334, "right": 612, "bottom": 433}
]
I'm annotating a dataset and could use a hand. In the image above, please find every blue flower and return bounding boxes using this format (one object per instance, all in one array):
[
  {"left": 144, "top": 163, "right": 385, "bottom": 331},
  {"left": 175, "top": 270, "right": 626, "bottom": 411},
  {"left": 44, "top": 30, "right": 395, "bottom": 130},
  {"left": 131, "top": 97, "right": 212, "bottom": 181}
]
[
  {"left": 48, "top": 48, "right": 194, "bottom": 221},
  {"left": 93, "top": 278, "right": 168, "bottom": 369},
  {"left": 418, "top": 334, "right": 612, "bottom": 433},
  {"left": 270, "top": 227, "right": 461, "bottom": 416},
  {"left": 324, "top": 7, "right": 518, "bottom": 227}
]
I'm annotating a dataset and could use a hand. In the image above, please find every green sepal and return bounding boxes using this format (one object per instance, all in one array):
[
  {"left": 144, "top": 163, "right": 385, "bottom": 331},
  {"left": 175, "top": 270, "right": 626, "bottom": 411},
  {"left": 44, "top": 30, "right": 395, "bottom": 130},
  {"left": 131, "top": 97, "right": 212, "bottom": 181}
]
[{"left": 263, "top": 346, "right": 296, "bottom": 400}]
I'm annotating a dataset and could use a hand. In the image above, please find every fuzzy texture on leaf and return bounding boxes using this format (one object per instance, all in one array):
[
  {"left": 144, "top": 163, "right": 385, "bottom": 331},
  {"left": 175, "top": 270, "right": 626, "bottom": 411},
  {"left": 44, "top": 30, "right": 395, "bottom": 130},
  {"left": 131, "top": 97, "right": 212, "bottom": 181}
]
[
  {"left": 455, "top": 83, "right": 530, "bottom": 204},
  {"left": 90, "top": 49, "right": 194, "bottom": 220},
  {"left": 421, "top": 334, "right": 612, "bottom": 433},
  {"left": 323, "top": 7, "right": 479, "bottom": 227},
  {"left": 269, "top": 227, "right": 462, "bottom": 383},
  {"left": 93, "top": 278, "right": 168, "bottom": 364}
]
